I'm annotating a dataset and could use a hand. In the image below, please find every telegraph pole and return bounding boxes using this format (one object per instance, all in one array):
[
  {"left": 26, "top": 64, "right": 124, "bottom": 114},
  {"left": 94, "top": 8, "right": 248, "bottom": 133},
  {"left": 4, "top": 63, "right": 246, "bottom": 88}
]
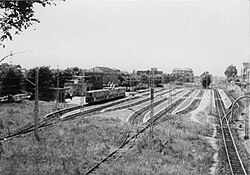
[
  {"left": 80, "top": 71, "right": 85, "bottom": 113},
  {"left": 55, "top": 66, "right": 59, "bottom": 110},
  {"left": 150, "top": 68, "right": 155, "bottom": 119},
  {"left": 245, "top": 69, "right": 250, "bottom": 140},
  {"left": 210, "top": 76, "right": 213, "bottom": 115},
  {"left": 169, "top": 82, "right": 172, "bottom": 110},
  {"left": 245, "top": 0, "right": 250, "bottom": 140},
  {"left": 34, "top": 67, "right": 39, "bottom": 141},
  {"left": 149, "top": 68, "right": 155, "bottom": 146}
]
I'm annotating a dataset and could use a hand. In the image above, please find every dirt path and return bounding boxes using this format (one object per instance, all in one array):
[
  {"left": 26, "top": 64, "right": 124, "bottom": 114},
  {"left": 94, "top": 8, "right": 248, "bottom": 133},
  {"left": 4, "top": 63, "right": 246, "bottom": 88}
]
[{"left": 190, "top": 89, "right": 218, "bottom": 175}]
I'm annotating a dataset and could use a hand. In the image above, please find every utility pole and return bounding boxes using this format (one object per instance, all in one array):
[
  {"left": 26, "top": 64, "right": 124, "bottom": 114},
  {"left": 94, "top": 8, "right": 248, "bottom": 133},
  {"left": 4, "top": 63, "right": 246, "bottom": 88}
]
[
  {"left": 150, "top": 68, "right": 154, "bottom": 119},
  {"left": 210, "top": 76, "right": 213, "bottom": 115},
  {"left": 80, "top": 71, "right": 85, "bottom": 113},
  {"left": 149, "top": 68, "right": 155, "bottom": 146},
  {"left": 245, "top": 102, "right": 249, "bottom": 140},
  {"left": 129, "top": 71, "right": 135, "bottom": 109},
  {"left": 55, "top": 66, "right": 59, "bottom": 110},
  {"left": 34, "top": 67, "right": 39, "bottom": 141},
  {"left": 245, "top": 69, "right": 250, "bottom": 140},
  {"left": 133, "top": 70, "right": 135, "bottom": 92}
]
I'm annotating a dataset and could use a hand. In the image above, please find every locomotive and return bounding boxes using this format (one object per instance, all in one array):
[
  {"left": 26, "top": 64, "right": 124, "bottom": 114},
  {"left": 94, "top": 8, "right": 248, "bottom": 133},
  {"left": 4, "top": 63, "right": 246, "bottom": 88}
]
[{"left": 86, "top": 87, "right": 126, "bottom": 104}]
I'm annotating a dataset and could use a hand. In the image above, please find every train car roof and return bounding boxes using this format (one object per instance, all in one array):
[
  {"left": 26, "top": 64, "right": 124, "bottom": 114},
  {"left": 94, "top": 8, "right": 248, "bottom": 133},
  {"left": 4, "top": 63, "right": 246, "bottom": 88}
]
[
  {"left": 87, "top": 87, "right": 125, "bottom": 93},
  {"left": 87, "top": 89, "right": 110, "bottom": 93}
]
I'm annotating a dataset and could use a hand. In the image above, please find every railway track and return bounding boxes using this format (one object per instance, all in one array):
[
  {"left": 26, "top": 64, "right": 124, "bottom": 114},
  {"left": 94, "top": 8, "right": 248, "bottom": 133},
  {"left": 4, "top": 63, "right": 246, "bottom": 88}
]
[
  {"left": 103, "top": 88, "right": 176, "bottom": 112},
  {"left": 128, "top": 90, "right": 185, "bottom": 124},
  {"left": 214, "top": 89, "right": 247, "bottom": 175},
  {"left": 83, "top": 90, "right": 187, "bottom": 175},
  {"left": 0, "top": 88, "right": 171, "bottom": 143}
]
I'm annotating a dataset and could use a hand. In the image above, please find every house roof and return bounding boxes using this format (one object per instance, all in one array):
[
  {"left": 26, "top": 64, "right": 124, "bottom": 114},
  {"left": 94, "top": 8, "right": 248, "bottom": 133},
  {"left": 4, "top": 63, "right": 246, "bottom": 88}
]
[
  {"left": 86, "top": 66, "right": 120, "bottom": 74},
  {"left": 173, "top": 68, "right": 193, "bottom": 72}
]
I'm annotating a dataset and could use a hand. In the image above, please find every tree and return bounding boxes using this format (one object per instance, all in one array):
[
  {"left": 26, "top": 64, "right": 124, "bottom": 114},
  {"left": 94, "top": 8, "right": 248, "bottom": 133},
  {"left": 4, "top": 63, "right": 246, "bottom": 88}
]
[
  {"left": 0, "top": 63, "right": 23, "bottom": 96},
  {"left": 140, "top": 73, "right": 149, "bottom": 85},
  {"left": 224, "top": 65, "right": 237, "bottom": 79},
  {"left": 25, "top": 66, "right": 55, "bottom": 101},
  {"left": 201, "top": 71, "right": 211, "bottom": 89},
  {"left": 0, "top": 0, "right": 60, "bottom": 46}
]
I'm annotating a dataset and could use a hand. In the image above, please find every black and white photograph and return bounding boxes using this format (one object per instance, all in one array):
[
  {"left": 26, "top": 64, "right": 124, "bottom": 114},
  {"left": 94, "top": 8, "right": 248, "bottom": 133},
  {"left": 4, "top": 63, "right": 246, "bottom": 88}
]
[{"left": 0, "top": 0, "right": 250, "bottom": 174}]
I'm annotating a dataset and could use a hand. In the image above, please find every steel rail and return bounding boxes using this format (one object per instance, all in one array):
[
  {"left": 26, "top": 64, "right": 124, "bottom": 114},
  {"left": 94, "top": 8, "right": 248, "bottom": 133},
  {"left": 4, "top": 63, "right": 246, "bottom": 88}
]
[
  {"left": 0, "top": 88, "right": 172, "bottom": 142},
  {"left": 214, "top": 89, "right": 247, "bottom": 175},
  {"left": 83, "top": 90, "right": 187, "bottom": 175},
  {"left": 128, "top": 89, "right": 190, "bottom": 124}
]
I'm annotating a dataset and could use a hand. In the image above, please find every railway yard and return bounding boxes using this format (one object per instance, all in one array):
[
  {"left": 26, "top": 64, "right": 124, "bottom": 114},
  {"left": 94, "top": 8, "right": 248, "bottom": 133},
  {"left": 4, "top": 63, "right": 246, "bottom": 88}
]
[
  {"left": 1, "top": 1, "right": 250, "bottom": 175},
  {"left": 0, "top": 86, "right": 250, "bottom": 175}
]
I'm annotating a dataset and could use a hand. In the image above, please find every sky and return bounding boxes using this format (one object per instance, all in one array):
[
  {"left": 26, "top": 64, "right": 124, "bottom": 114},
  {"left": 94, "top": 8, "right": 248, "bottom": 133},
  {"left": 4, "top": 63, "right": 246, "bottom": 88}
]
[{"left": 0, "top": 0, "right": 250, "bottom": 76}]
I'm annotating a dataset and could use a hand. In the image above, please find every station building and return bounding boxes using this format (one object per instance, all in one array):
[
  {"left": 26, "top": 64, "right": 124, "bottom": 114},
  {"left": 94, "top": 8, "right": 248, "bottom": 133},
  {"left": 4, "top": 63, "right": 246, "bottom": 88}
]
[{"left": 64, "top": 66, "right": 122, "bottom": 97}]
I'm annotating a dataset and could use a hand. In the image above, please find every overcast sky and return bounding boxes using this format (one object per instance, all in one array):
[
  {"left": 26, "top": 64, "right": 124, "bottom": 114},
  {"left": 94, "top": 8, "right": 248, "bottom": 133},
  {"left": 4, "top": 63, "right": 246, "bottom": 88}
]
[{"left": 0, "top": 0, "right": 249, "bottom": 76}]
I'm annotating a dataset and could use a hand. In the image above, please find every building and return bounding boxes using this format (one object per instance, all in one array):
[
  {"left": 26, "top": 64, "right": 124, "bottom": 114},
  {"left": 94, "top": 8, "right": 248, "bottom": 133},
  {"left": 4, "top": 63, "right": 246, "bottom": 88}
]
[
  {"left": 50, "top": 87, "right": 70, "bottom": 102},
  {"left": 64, "top": 76, "right": 89, "bottom": 96},
  {"left": 137, "top": 68, "right": 163, "bottom": 76},
  {"left": 86, "top": 66, "right": 121, "bottom": 87},
  {"left": 172, "top": 68, "right": 194, "bottom": 82},
  {"left": 242, "top": 62, "right": 250, "bottom": 81},
  {"left": 84, "top": 72, "right": 103, "bottom": 90}
]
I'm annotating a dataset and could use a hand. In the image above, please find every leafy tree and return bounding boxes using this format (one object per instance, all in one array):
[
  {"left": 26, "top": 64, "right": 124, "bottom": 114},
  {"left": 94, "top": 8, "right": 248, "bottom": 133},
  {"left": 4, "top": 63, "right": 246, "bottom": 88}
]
[
  {"left": 163, "top": 74, "right": 171, "bottom": 84},
  {"left": 201, "top": 72, "right": 211, "bottom": 89},
  {"left": 0, "top": 63, "right": 23, "bottom": 96},
  {"left": 224, "top": 65, "right": 237, "bottom": 79},
  {"left": 25, "top": 66, "right": 55, "bottom": 101},
  {"left": 58, "top": 69, "right": 72, "bottom": 87},
  {"left": 0, "top": 0, "right": 61, "bottom": 46},
  {"left": 56, "top": 67, "right": 84, "bottom": 88},
  {"left": 140, "top": 73, "right": 149, "bottom": 85}
]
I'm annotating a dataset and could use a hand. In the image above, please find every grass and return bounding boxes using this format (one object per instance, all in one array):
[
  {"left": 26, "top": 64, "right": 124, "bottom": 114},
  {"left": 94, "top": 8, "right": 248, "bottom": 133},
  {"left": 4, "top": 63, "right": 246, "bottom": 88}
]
[
  {"left": 0, "top": 100, "right": 75, "bottom": 137},
  {"left": 0, "top": 100, "right": 216, "bottom": 175},
  {"left": 99, "top": 113, "right": 215, "bottom": 175}
]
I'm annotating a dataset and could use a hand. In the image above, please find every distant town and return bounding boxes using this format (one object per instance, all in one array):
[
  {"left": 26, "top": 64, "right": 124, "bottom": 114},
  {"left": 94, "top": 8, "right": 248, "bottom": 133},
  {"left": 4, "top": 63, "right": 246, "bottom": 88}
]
[
  {"left": 0, "top": 61, "right": 250, "bottom": 103},
  {"left": 0, "top": 62, "right": 197, "bottom": 102}
]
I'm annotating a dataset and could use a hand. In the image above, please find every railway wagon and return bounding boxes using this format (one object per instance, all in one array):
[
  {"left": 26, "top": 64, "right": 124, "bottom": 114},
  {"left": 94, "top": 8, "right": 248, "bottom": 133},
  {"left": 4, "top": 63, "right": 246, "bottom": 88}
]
[
  {"left": 12, "top": 94, "right": 31, "bottom": 102},
  {"left": 86, "top": 87, "right": 125, "bottom": 104}
]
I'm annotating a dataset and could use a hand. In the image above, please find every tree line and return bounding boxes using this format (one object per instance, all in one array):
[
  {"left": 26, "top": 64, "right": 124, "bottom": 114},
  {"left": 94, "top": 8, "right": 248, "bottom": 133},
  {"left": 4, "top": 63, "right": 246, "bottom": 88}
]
[
  {"left": 0, "top": 63, "right": 82, "bottom": 101},
  {"left": 0, "top": 63, "right": 193, "bottom": 101}
]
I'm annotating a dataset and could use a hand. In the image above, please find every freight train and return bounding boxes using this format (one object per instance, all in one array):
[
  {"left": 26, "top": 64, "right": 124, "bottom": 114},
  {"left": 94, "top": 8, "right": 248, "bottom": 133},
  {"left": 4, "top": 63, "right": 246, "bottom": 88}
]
[{"left": 86, "top": 87, "right": 126, "bottom": 104}]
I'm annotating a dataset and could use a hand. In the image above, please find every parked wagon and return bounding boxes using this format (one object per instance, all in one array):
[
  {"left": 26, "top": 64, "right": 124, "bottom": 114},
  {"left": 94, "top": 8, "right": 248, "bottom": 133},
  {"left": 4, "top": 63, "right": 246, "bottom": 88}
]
[{"left": 86, "top": 87, "right": 126, "bottom": 104}]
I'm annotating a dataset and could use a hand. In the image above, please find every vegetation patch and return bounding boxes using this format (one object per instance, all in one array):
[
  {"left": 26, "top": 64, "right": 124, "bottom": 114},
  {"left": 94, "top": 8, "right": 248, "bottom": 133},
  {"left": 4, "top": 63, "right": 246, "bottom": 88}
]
[
  {"left": 0, "top": 100, "right": 71, "bottom": 137},
  {"left": 0, "top": 116, "right": 130, "bottom": 175},
  {"left": 98, "top": 114, "right": 215, "bottom": 175},
  {"left": 0, "top": 101, "right": 215, "bottom": 175}
]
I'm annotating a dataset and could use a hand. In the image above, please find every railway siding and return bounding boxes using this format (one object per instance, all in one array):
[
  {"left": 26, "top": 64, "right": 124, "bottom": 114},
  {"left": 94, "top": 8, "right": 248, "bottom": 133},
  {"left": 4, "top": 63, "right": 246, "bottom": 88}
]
[
  {"left": 125, "top": 89, "right": 185, "bottom": 123},
  {"left": 84, "top": 89, "right": 187, "bottom": 175},
  {"left": 103, "top": 88, "right": 175, "bottom": 112},
  {"left": 172, "top": 89, "right": 199, "bottom": 114},
  {"left": 143, "top": 90, "right": 189, "bottom": 123},
  {"left": 218, "top": 89, "right": 231, "bottom": 109}
]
